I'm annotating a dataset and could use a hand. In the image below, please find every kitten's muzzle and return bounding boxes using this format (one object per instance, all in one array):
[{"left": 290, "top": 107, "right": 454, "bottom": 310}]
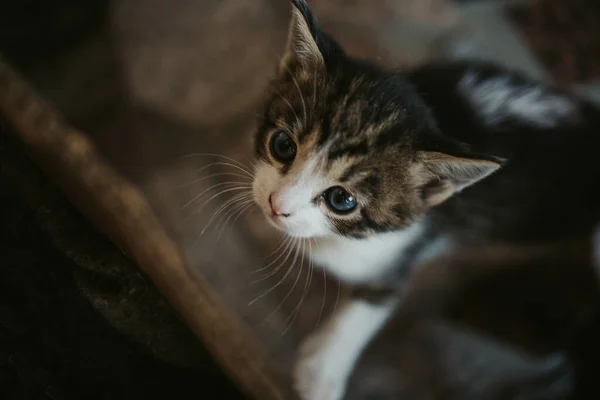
[{"left": 269, "top": 194, "right": 291, "bottom": 218}]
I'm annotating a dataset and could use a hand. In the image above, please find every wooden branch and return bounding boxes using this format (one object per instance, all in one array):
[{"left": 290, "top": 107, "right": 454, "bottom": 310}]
[{"left": 0, "top": 55, "right": 293, "bottom": 400}]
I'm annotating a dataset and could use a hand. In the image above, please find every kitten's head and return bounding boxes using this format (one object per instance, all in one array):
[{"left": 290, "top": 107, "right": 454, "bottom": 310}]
[{"left": 252, "top": 0, "right": 500, "bottom": 239}]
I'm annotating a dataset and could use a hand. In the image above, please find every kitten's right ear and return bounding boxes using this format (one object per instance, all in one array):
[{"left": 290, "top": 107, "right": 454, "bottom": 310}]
[
  {"left": 417, "top": 152, "right": 502, "bottom": 207},
  {"left": 280, "top": 0, "right": 325, "bottom": 72}
]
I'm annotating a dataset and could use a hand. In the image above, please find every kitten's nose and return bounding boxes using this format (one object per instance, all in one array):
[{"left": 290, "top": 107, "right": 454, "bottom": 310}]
[{"left": 269, "top": 194, "right": 291, "bottom": 217}]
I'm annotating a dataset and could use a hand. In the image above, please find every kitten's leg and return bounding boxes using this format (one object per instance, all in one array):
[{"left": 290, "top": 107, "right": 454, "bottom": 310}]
[{"left": 294, "top": 298, "right": 395, "bottom": 400}]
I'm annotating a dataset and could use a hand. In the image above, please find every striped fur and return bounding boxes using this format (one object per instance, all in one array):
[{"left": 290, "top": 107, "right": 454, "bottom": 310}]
[{"left": 252, "top": 1, "right": 498, "bottom": 241}]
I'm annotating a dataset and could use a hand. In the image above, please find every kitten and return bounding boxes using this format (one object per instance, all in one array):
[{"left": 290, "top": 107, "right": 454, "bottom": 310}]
[{"left": 251, "top": 1, "right": 600, "bottom": 398}]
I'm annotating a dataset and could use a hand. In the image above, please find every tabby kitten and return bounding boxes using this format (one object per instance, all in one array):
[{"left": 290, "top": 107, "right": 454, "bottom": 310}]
[
  {"left": 252, "top": 0, "right": 503, "bottom": 285},
  {"left": 251, "top": 1, "right": 600, "bottom": 399}
]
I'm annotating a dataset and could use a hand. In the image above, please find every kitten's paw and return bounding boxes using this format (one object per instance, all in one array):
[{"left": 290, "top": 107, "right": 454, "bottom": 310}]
[
  {"left": 294, "top": 300, "right": 392, "bottom": 400},
  {"left": 294, "top": 333, "right": 347, "bottom": 400}
]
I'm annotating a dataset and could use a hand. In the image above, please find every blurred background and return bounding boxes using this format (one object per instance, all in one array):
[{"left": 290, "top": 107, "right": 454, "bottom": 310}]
[{"left": 2, "top": 0, "right": 600, "bottom": 398}]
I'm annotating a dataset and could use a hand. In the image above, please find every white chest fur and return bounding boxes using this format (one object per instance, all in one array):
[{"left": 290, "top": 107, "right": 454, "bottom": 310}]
[
  {"left": 310, "top": 223, "right": 424, "bottom": 284},
  {"left": 295, "top": 299, "right": 395, "bottom": 400}
]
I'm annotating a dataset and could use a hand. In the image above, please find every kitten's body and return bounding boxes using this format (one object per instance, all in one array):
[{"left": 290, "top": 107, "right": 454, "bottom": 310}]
[
  {"left": 310, "top": 62, "right": 600, "bottom": 287},
  {"left": 345, "top": 234, "right": 600, "bottom": 400},
  {"left": 251, "top": 2, "right": 600, "bottom": 399},
  {"left": 294, "top": 66, "right": 600, "bottom": 399}
]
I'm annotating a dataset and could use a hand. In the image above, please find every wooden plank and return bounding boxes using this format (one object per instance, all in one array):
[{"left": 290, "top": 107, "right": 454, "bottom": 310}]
[{"left": 0, "top": 55, "right": 294, "bottom": 400}]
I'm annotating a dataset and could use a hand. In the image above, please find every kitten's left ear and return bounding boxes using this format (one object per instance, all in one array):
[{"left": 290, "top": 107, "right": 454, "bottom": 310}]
[
  {"left": 281, "top": 0, "right": 325, "bottom": 71},
  {"left": 417, "top": 152, "right": 502, "bottom": 207}
]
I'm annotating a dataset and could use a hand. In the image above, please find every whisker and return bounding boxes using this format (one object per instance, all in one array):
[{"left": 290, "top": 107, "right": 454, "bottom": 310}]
[
  {"left": 280, "top": 93, "right": 301, "bottom": 127},
  {"left": 180, "top": 181, "right": 249, "bottom": 211},
  {"left": 282, "top": 238, "right": 314, "bottom": 335},
  {"left": 175, "top": 172, "right": 252, "bottom": 189},
  {"left": 290, "top": 72, "right": 308, "bottom": 128},
  {"left": 333, "top": 276, "right": 341, "bottom": 317},
  {"left": 179, "top": 182, "right": 245, "bottom": 211},
  {"left": 192, "top": 195, "right": 250, "bottom": 247},
  {"left": 214, "top": 199, "right": 255, "bottom": 240},
  {"left": 185, "top": 159, "right": 254, "bottom": 179},
  {"left": 266, "top": 238, "right": 306, "bottom": 324},
  {"left": 190, "top": 186, "right": 252, "bottom": 217},
  {"left": 231, "top": 202, "right": 255, "bottom": 228},
  {"left": 315, "top": 264, "right": 328, "bottom": 330},
  {"left": 220, "top": 202, "right": 255, "bottom": 241},
  {"left": 252, "top": 237, "right": 297, "bottom": 282},
  {"left": 250, "top": 236, "right": 293, "bottom": 275},
  {"left": 275, "top": 43, "right": 308, "bottom": 128},
  {"left": 261, "top": 236, "right": 287, "bottom": 260},
  {"left": 242, "top": 155, "right": 258, "bottom": 171},
  {"left": 179, "top": 152, "right": 254, "bottom": 172},
  {"left": 200, "top": 192, "right": 253, "bottom": 235},
  {"left": 249, "top": 238, "right": 300, "bottom": 306},
  {"left": 263, "top": 54, "right": 301, "bottom": 125},
  {"left": 222, "top": 106, "right": 264, "bottom": 120},
  {"left": 312, "top": 238, "right": 328, "bottom": 330}
]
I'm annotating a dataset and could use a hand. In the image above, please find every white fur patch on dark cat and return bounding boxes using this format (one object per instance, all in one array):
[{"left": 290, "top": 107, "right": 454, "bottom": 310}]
[{"left": 459, "top": 71, "right": 579, "bottom": 128}]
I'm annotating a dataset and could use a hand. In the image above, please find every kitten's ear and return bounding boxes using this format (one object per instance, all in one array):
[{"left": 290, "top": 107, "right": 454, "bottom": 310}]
[
  {"left": 281, "top": 0, "right": 324, "bottom": 71},
  {"left": 417, "top": 152, "right": 502, "bottom": 207}
]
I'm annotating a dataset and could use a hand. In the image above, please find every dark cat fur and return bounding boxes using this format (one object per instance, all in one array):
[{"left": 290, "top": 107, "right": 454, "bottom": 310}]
[
  {"left": 345, "top": 234, "right": 600, "bottom": 400},
  {"left": 255, "top": 0, "right": 600, "bottom": 245},
  {"left": 392, "top": 93, "right": 600, "bottom": 279}
]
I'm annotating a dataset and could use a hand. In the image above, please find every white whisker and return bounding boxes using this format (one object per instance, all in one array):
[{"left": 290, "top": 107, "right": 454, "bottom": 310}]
[
  {"left": 251, "top": 236, "right": 294, "bottom": 275},
  {"left": 190, "top": 186, "right": 252, "bottom": 217},
  {"left": 214, "top": 199, "right": 255, "bottom": 240},
  {"left": 200, "top": 192, "right": 253, "bottom": 235},
  {"left": 249, "top": 238, "right": 301, "bottom": 306},
  {"left": 290, "top": 72, "right": 308, "bottom": 128},
  {"left": 175, "top": 172, "right": 251, "bottom": 189},
  {"left": 179, "top": 152, "right": 254, "bottom": 172},
  {"left": 184, "top": 159, "right": 254, "bottom": 180},
  {"left": 266, "top": 238, "right": 306, "bottom": 325},
  {"left": 280, "top": 93, "right": 301, "bottom": 126},
  {"left": 180, "top": 181, "right": 249, "bottom": 210},
  {"left": 252, "top": 237, "right": 298, "bottom": 282},
  {"left": 282, "top": 238, "right": 314, "bottom": 335},
  {"left": 261, "top": 236, "right": 287, "bottom": 260},
  {"left": 242, "top": 155, "right": 259, "bottom": 171},
  {"left": 333, "top": 276, "right": 341, "bottom": 317},
  {"left": 220, "top": 202, "right": 255, "bottom": 242}
]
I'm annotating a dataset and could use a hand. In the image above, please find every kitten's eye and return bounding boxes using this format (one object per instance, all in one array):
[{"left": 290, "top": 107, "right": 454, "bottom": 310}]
[
  {"left": 325, "top": 186, "right": 357, "bottom": 213},
  {"left": 270, "top": 131, "right": 297, "bottom": 163}
]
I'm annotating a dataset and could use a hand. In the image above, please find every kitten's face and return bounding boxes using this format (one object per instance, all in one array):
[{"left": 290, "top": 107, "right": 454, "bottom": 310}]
[
  {"left": 252, "top": 67, "right": 427, "bottom": 239},
  {"left": 252, "top": 0, "right": 499, "bottom": 239}
]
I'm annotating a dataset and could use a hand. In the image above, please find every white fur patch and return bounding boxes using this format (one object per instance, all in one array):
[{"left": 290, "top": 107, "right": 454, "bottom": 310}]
[
  {"left": 252, "top": 158, "right": 331, "bottom": 238},
  {"left": 295, "top": 299, "right": 395, "bottom": 400},
  {"left": 311, "top": 223, "right": 425, "bottom": 284},
  {"left": 459, "top": 71, "right": 578, "bottom": 128}
]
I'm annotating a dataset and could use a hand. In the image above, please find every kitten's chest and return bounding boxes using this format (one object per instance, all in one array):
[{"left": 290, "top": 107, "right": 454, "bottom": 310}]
[{"left": 310, "top": 227, "right": 423, "bottom": 284}]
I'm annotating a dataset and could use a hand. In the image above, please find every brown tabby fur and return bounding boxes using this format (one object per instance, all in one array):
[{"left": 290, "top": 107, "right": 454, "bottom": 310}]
[{"left": 254, "top": 0, "right": 499, "bottom": 238}]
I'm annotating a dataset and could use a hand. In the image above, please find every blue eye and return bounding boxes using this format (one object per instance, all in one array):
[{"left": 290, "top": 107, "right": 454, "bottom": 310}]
[
  {"left": 325, "top": 186, "right": 357, "bottom": 213},
  {"left": 270, "top": 131, "right": 297, "bottom": 162}
]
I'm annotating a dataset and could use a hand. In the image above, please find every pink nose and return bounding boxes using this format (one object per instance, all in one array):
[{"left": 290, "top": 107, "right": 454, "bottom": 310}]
[{"left": 269, "top": 194, "right": 291, "bottom": 217}]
